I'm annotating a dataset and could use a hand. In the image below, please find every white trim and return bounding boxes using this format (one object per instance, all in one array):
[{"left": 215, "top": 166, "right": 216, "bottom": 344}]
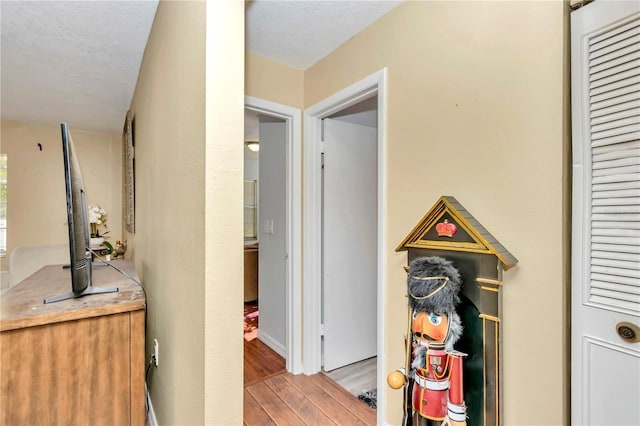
[
  {"left": 302, "top": 68, "right": 387, "bottom": 424},
  {"left": 245, "top": 96, "right": 303, "bottom": 374},
  {"left": 257, "top": 329, "right": 287, "bottom": 358}
]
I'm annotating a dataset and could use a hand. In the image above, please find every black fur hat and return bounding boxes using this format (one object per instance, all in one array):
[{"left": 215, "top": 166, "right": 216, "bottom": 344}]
[{"left": 407, "top": 256, "right": 462, "bottom": 313}]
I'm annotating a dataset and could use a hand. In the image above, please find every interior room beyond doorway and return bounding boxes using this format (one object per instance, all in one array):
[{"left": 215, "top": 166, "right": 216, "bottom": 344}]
[
  {"left": 243, "top": 108, "right": 287, "bottom": 362},
  {"left": 321, "top": 95, "right": 378, "bottom": 402}
]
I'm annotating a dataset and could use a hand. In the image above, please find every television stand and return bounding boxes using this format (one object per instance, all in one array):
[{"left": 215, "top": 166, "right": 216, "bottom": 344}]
[{"left": 1, "top": 260, "right": 145, "bottom": 425}]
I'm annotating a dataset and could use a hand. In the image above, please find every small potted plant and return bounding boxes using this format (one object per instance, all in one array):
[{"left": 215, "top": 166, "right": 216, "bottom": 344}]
[
  {"left": 102, "top": 241, "right": 114, "bottom": 261},
  {"left": 87, "top": 204, "right": 109, "bottom": 247}
]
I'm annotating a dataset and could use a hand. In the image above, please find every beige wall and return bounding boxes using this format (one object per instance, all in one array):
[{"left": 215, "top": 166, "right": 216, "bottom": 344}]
[
  {"left": 204, "top": 1, "right": 244, "bottom": 423},
  {"left": 128, "top": 1, "right": 243, "bottom": 424},
  {"left": 303, "top": 1, "right": 569, "bottom": 424},
  {"left": 0, "top": 120, "right": 122, "bottom": 272},
  {"left": 3, "top": 1, "right": 569, "bottom": 423},
  {"left": 245, "top": 51, "right": 304, "bottom": 108}
]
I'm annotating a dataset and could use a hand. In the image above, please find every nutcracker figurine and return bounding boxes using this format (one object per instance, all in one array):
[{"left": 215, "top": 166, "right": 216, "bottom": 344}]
[{"left": 388, "top": 256, "right": 467, "bottom": 426}]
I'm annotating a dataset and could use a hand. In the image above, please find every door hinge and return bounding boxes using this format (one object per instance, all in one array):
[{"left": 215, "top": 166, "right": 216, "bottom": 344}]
[{"left": 570, "top": 0, "right": 594, "bottom": 11}]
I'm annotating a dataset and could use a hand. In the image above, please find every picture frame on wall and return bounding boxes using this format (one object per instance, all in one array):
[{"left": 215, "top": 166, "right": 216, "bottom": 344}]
[{"left": 123, "top": 111, "right": 135, "bottom": 234}]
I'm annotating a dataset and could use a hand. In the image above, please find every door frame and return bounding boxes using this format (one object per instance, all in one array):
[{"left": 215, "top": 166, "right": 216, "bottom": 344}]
[
  {"left": 302, "top": 69, "right": 387, "bottom": 420},
  {"left": 245, "top": 96, "right": 303, "bottom": 374}
]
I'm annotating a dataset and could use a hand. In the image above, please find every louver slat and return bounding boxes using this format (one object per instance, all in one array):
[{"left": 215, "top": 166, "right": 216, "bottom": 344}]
[
  {"left": 590, "top": 288, "right": 640, "bottom": 307},
  {"left": 592, "top": 204, "right": 640, "bottom": 213},
  {"left": 591, "top": 228, "right": 640, "bottom": 238},
  {"left": 590, "top": 19, "right": 640, "bottom": 51},
  {"left": 591, "top": 265, "right": 640, "bottom": 279},
  {"left": 588, "top": 17, "right": 640, "bottom": 312},
  {"left": 591, "top": 243, "right": 640, "bottom": 254},
  {"left": 592, "top": 181, "right": 640, "bottom": 192},
  {"left": 591, "top": 155, "right": 640, "bottom": 169},
  {"left": 590, "top": 65, "right": 640, "bottom": 91},
  {"left": 591, "top": 60, "right": 640, "bottom": 86},
  {"left": 591, "top": 281, "right": 640, "bottom": 297},
  {"left": 592, "top": 214, "right": 640, "bottom": 222},
  {"left": 592, "top": 221, "right": 640, "bottom": 230},
  {"left": 592, "top": 249, "right": 640, "bottom": 262},
  {"left": 592, "top": 257, "right": 640, "bottom": 270},
  {"left": 593, "top": 142, "right": 640, "bottom": 158},
  {"left": 592, "top": 116, "right": 640, "bottom": 134},
  {"left": 592, "top": 236, "right": 640, "bottom": 246},
  {"left": 590, "top": 77, "right": 640, "bottom": 100},
  {"left": 592, "top": 190, "right": 640, "bottom": 201},
  {"left": 591, "top": 282, "right": 640, "bottom": 298},
  {"left": 591, "top": 92, "right": 640, "bottom": 114},
  {"left": 590, "top": 295, "right": 639, "bottom": 312},
  {"left": 589, "top": 25, "right": 640, "bottom": 60},
  {"left": 592, "top": 272, "right": 640, "bottom": 286},
  {"left": 590, "top": 35, "right": 640, "bottom": 67},
  {"left": 590, "top": 50, "right": 640, "bottom": 75},
  {"left": 591, "top": 123, "right": 640, "bottom": 141},
  {"left": 592, "top": 172, "right": 640, "bottom": 184},
  {"left": 591, "top": 196, "right": 640, "bottom": 205},
  {"left": 592, "top": 165, "right": 640, "bottom": 177},
  {"left": 591, "top": 115, "right": 640, "bottom": 135},
  {"left": 591, "top": 98, "right": 640, "bottom": 120},
  {"left": 591, "top": 105, "right": 640, "bottom": 126}
]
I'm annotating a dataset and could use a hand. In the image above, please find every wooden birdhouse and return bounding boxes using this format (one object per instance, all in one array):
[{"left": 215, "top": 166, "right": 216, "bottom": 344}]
[{"left": 394, "top": 196, "right": 517, "bottom": 426}]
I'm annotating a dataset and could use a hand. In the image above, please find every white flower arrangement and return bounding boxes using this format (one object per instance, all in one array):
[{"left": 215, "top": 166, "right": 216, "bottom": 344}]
[{"left": 87, "top": 205, "right": 108, "bottom": 237}]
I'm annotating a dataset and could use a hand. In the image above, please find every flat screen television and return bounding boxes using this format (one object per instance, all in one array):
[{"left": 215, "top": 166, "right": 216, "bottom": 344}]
[{"left": 44, "top": 123, "right": 118, "bottom": 304}]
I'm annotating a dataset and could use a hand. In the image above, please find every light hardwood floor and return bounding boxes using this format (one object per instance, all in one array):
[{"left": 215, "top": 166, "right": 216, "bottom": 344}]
[
  {"left": 324, "top": 357, "right": 377, "bottom": 397},
  {"left": 244, "top": 339, "right": 376, "bottom": 425},
  {"left": 244, "top": 337, "right": 286, "bottom": 385}
]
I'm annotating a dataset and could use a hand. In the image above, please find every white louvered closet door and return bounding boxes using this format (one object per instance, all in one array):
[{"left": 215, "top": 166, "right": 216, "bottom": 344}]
[{"left": 571, "top": 2, "right": 640, "bottom": 425}]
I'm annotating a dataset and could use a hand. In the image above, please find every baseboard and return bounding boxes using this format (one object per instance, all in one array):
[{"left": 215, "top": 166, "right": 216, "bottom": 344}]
[
  {"left": 257, "top": 329, "right": 286, "bottom": 358},
  {"left": 146, "top": 384, "right": 158, "bottom": 426}
]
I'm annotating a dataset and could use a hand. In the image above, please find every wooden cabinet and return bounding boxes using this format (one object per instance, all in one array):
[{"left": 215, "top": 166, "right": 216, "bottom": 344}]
[
  {"left": 244, "top": 243, "right": 258, "bottom": 302},
  {"left": 0, "top": 261, "right": 146, "bottom": 426}
]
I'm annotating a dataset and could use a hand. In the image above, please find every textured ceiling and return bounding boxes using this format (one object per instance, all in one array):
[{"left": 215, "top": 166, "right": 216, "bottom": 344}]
[
  {"left": 1, "top": 1, "right": 402, "bottom": 134},
  {"left": 0, "top": 1, "right": 159, "bottom": 134},
  {"left": 246, "top": 0, "right": 402, "bottom": 70}
]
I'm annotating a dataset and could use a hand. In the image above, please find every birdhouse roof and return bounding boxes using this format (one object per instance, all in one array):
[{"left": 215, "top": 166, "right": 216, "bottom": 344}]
[{"left": 396, "top": 196, "right": 518, "bottom": 270}]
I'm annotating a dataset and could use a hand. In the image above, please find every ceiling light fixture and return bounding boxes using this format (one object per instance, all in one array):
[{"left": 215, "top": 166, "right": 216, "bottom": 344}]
[{"left": 245, "top": 141, "right": 260, "bottom": 152}]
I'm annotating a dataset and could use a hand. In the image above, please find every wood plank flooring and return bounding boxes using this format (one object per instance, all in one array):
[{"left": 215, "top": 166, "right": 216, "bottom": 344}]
[
  {"left": 244, "top": 338, "right": 376, "bottom": 425},
  {"left": 244, "top": 337, "right": 286, "bottom": 385},
  {"left": 324, "top": 357, "right": 377, "bottom": 397},
  {"left": 244, "top": 369, "right": 376, "bottom": 425}
]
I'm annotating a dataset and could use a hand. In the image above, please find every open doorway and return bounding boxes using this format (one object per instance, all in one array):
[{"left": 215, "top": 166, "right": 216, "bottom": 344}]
[
  {"left": 302, "top": 69, "right": 387, "bottom": 421},
  {"left": 243, "top": 108, "right": 289, "bottom": 384},
  {"left": 243, "top": 97, "right": 303, "bottom": 376},
  {"left": 244, "top": 110, "right": 287, "bottom": 355},
  {"left": 321, "top": 96, "right": 378, "bottom": 400}
]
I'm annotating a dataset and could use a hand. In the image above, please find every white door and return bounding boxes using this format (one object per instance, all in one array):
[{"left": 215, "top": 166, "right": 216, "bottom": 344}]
[
  {"left": 258, "top": 119, "right": 288, "bottom": 355},
  {"left": 322, "top": 117, "right": 377, "bottom": 371},
  {"left": 571, "top": 2, "right": 640, "bottom": 425}
]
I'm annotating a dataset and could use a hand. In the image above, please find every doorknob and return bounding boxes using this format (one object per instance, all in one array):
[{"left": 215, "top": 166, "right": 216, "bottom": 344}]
[{"left": 616, "top": 322, "right": 640, "bottom": 343}]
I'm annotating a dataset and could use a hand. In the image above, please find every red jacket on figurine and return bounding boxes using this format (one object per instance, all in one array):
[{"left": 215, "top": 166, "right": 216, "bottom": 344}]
[{"left": 388, "top": 257, "right": 468, "bottom": 426}]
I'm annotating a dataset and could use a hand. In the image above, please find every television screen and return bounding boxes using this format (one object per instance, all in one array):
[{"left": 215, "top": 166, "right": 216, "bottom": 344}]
[{"left": 44, "top": 123, "right": 118, "bottom": 304}]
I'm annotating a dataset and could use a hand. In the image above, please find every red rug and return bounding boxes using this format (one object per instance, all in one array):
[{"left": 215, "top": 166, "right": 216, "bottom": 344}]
[{"left": 244, "top": 303, "right": 259, "bottom": 341}]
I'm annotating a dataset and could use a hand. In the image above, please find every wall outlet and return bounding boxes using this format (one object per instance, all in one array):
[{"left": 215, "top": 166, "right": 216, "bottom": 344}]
[{"left": 153, "top": 338, "right": 159, "bottom": 367}]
